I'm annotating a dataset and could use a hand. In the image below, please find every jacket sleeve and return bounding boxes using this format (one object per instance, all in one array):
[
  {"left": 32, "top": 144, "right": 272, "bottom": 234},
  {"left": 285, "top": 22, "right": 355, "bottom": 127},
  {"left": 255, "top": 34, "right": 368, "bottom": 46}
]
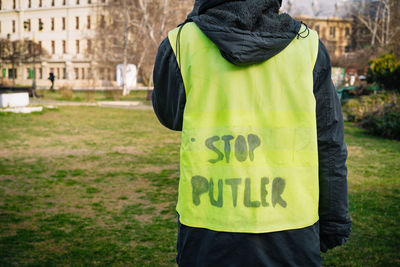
[
  {"left": 152, "top": 37, "right": 186, "bottom": 131},
  {"left": 313, "top": 40, "right": 352, "bottom": 252}
]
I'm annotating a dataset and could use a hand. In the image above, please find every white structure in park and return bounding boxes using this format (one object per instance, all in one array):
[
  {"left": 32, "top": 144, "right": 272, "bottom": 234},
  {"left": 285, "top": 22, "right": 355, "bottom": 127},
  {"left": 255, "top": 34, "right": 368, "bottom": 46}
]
[
  {"left": 0, "top": 0, "right": 115, "bottom": 89},
  {"left": 0, "top": 92, "right": 29, "bottom": 107},
  {"left": 116, "top": 64, "right": 136, "bottom": 89}
]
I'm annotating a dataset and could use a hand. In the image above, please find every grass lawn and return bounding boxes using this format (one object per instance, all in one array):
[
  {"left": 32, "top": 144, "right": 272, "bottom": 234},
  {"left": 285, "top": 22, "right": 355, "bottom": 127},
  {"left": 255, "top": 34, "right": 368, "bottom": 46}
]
[
  {"left": 0, "top": 107, "right": 399, "bottom": 266},
  {"left": 35, "top": 89, "right": 151, "bottom": 103}
]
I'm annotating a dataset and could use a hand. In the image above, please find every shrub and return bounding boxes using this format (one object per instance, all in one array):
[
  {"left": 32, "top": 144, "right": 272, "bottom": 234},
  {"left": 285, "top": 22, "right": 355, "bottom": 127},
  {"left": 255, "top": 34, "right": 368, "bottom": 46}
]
[
  {"left": 85, "top": 90, "right": 96, "bottom": 102},
  {"left": 59, "top": 86, "right": 73, "bottom": 99},
  {"left": 367, "top": 53, "right": 400, "bottom": 92},
  {"left": 0, "top": 79, "right": 12, "bottom": 87},
  {"left": 359, "top": 102, "right": 400, "bottom": 140},
  {"left": 342, "top": 93, "right": 397, "bottom": 122},
  {"left": 343, "top": 93, "right": 400, "bottom": 140},
  {"left": 104, "top": 90, "right": 121, "bottom": 101}
]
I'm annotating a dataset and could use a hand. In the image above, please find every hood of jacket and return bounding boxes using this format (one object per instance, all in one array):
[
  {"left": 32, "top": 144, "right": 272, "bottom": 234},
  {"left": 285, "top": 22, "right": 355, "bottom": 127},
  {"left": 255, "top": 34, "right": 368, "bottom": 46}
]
[{"left": 185, "top": 0, "right": 301, "bottom": 66}]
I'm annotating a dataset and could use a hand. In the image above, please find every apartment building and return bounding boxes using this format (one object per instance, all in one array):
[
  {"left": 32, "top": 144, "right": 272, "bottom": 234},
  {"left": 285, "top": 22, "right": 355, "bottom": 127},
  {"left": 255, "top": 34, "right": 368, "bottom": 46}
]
[
  {"left": 0, "top": 0, "right": 110, "bottom": 89},
  {"left": 295, "top": 16, "right": 353, "bottom": 58}
]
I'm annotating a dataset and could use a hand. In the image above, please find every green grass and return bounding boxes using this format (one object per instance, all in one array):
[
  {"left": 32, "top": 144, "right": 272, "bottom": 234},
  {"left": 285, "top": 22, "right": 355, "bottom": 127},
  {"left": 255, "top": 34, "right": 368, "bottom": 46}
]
[
  {"left": 322, "top": 122, "right": 400, "bottom": 267},
  {"left": 0, "top": 108, "right": 399, "bottom": 266},
  {"left": 36, "top": 89, "right": 151, "bottom": 103},
  {"left": 0, "top": 106, "right": 179, "bottom": 266}
]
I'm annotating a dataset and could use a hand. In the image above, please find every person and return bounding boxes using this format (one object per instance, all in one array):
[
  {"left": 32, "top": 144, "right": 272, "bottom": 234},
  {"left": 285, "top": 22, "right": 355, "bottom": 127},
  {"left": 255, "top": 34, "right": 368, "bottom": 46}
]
[
  {"left": 152, "top": 0, "right": 351, "bottom": 266},
  {"left": 48, "top": 71, "right": 55, "bottom": 90}
]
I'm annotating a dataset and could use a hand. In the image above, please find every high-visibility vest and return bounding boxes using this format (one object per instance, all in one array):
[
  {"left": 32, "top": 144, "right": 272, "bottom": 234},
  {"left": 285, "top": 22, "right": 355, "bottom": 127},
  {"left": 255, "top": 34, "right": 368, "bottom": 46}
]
[{"left": 168, "top": 22, "right": 319, "bottom": 233}]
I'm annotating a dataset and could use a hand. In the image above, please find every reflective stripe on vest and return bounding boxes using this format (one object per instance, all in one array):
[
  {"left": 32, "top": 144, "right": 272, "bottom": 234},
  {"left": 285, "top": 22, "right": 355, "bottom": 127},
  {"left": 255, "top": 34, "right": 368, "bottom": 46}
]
[{"left": 168, "top": 22, "right": 319, "bottom": 233}]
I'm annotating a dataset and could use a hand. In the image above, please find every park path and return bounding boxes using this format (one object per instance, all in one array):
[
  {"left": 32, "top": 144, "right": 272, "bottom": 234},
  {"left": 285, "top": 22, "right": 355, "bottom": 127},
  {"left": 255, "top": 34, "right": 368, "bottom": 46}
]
[{"left": 30, "top": 99, "right": 152, "bottom": 110}]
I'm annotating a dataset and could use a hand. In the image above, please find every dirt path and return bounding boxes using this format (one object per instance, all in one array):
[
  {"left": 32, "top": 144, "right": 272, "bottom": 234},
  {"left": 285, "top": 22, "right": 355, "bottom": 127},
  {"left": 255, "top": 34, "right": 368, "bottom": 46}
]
[{"left": 30, "top": 99, "right": 152, "bottom": 110}]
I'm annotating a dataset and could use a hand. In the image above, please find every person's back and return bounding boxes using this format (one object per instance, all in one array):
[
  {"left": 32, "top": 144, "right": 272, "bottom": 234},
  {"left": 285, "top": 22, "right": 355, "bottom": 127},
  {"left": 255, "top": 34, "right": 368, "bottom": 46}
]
[{"left": 152, "top": 1, "right": 351, "bottom": 266}]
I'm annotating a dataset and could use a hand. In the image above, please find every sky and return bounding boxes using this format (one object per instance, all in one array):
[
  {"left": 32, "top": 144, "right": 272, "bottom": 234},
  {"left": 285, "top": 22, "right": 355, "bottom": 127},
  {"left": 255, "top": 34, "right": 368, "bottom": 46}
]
[{"left": 281, "top": 0, "right": 347, "bottom": 17}]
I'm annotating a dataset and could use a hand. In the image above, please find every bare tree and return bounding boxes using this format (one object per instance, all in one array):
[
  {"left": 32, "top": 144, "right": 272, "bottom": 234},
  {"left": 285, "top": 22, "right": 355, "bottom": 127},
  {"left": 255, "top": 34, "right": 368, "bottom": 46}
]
[
  {"left": 345, "top": 0, "right": 394, "bottom": 47},
  {"left": 390, "top": 0, "right": 400, "bottom": 56},
  {"left": 93, "top": 0, "right": 193, "bottom": 95},
  {"left": 0, "top": 38, "right": 47, "bottom": 89},
  {"left": 311, "top": 0, "right": 322, "bottom": 17}
]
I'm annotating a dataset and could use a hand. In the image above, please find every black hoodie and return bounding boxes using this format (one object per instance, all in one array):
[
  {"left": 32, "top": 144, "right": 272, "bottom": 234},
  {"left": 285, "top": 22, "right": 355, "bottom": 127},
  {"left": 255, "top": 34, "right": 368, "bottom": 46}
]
[{"left": 152, "top": 1, "right": 351, "bottom": 266}]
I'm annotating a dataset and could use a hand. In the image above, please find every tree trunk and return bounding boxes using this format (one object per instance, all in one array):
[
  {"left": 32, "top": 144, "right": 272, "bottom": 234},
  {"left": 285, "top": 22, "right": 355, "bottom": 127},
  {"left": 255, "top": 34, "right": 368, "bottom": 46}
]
[
  {"left": 12, "top": 62, "right": 15, "bottom": 86},
  {"left": 122, "top": 0, "right": 129, "bottom": 96},
  {"left": 122, "top": 26, "right": 128, "bottom": 96},
  {"left": 386, "top": 0, "right": 391, "bottom": 46}
]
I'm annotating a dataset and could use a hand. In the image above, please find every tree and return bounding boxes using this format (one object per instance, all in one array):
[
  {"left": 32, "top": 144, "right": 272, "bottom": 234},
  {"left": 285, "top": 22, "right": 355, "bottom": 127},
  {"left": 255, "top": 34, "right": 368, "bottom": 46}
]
[
  {"left": 0, "top": 38, "right": 46, "bottom": 90},
  {"left": 93, "top": 0, "right": 193, "bottom": 95},
  {"left": 367, "top": 53, "right": 400, "bottom": 91},
  {"left": 345, "top": 0, "right": 395, "bottom": 48},
  {"left": 390, "top": 0, "right": 400, "bottom": 57},
  {"left": 311, "top": 0, "right": 322, "bottom": 17}
]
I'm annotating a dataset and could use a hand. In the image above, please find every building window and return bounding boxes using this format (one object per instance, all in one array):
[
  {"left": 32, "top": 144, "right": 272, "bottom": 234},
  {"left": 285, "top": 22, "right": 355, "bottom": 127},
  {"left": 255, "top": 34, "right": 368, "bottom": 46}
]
[
  {"left": 63, "top": 0, "right": 66, "bottom": 5},
  {"left": 51, "top": 41, "right": 55, "bottom": 54},
  {"left": 87, "top": 68, "right": 92, "bottom": 79},
  {"left": 100, "top": 15, "right": 105, "bottom": 27},
  {"left": 329, "top": 26, "right": 336, "bottom": 38},
  {"left": 62, "top": 40, "right": 66, "bottom": 54},
  {"left": 87, "top": 16, "right": 91, "bottom": 29},
  {"left": 51, "top": 0, "right": 55, "bottom": 6},
  {"left": 8, "top": 69, "right": 17, "bottom": 79},
  {"left": 27, "top": 19, "right": 31, "bottom": 31},
  {"left": 63, "top": 68, "right": 66, "bottom": 79},
  {"left": 12, "top": 20, "right": 16, "bottom": 33},
  {"left": 74, "top": 68, "right": 79, "bottom": 79},
  {"left": 81, "top": 68, "right": 85, "bottom": 80},
  {"left": 38, "top": 18, "right": 42, "bottom": 31},
  {"left": 88, "top": 0, "right": 91, "bottom": 3},
  {"left": 328, "top": 46, "right": 336, "bottom": 55},
  {"left": 102, "top": 0, "right": 106, "bottom": 3},
  {"left": 106, "top": 68, "right": 111, "bottom": 80},
  {"left": 0, "top": 22, "right": 2, "bottom": 34},
  {"left": 13, "top": 0, "right": 16, "bottom": 9},
  {"left": 76, "top": 40, "right": 80, "bottom": 54},
  {"left": 345, "top": 27, "right": 350, "bottom": 37},
  {"left": 28, "top": 0, "right": 31, "bottom": 8},
  {"left": 51, "top": 18, "right": 55, "bottom": 31},
  {"left": 27, "top": 68, "right": 33, "bottom": 79},
  {"left": 76, "top": 17, "right": 79, "bottom": 30},
  {"left": 315, "top": 25, "right": 320, "bottom": 34},
  {"left": 96, "top": 68, "right": 104, "bottom": 80},
  {"left": 39, "top": 68, "right": 43, "bottom": 79},
  {"left": 62, "top": 17, "right": 66, "bottom": 30},
  {"left": 77, "top": 0, "right": 80, "bottom": 4},
  {"left": 38, "top": 41, "right": 42, "bottom": 52},
  {"left": 87, "top": 40, "right": 92, "bottom": 53},
  {"left": 57, "top": 68, "right": 60, "bottom": 79},
  {"left": 39, "top": 0, "right": 42, "bottom": 7},
  {"left": 0, "top": 0, "right": 2, "bottom": 10}
]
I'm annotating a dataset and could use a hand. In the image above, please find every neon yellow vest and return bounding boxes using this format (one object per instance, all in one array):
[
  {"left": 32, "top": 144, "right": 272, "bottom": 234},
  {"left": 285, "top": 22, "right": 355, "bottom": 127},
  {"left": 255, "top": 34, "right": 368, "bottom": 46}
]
[{"left": 168, "top": 22, "right": 319, "bottom": 233}]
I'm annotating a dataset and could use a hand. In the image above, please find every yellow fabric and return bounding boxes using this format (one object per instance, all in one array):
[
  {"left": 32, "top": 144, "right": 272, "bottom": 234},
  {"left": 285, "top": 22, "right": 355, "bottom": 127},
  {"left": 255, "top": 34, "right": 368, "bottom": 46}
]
[{"left": 168, "top": 22, "right": 319, "bottom": 233}]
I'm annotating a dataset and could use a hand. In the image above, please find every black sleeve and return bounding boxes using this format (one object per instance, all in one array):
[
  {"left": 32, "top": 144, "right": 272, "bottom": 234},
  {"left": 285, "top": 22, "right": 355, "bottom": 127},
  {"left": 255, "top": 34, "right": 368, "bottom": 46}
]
[
  {"left": 313, "top": 40, "right": 352, "bottom": 252},
  {"left": 152, "top": 37, "right": 186, "bottom": 131}
]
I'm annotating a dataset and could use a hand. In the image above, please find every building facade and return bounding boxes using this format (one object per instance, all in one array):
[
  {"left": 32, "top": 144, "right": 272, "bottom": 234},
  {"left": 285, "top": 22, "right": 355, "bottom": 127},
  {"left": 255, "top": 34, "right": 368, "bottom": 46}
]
[
  {"left": 0, "top": 0, "right": 112, "bottom": 89},
  {"left": 295, "top": 16, "right": 353, "bottom": 59}
]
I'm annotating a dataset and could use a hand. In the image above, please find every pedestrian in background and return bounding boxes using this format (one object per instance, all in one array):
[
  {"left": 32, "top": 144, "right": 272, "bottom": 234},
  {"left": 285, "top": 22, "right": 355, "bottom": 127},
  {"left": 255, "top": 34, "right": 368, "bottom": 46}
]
[{"left": 48, "top": 71, "right": 55, "bottom": 91}]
